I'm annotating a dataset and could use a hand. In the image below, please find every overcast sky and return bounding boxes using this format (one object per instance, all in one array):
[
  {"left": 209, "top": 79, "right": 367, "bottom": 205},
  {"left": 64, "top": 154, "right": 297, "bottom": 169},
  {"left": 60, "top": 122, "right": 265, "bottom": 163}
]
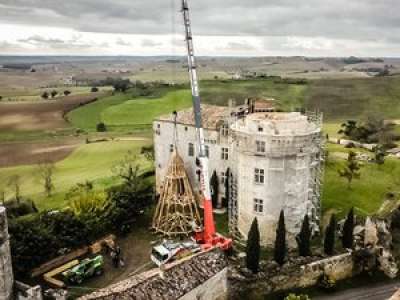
[{"left": 0, "top": 0, "right": 399, "bottom": 57}]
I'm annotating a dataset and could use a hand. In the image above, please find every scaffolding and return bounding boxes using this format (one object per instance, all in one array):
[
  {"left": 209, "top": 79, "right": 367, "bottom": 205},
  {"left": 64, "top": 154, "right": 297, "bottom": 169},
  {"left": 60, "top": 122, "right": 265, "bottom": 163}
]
[{"left": 152, "top": 149, "right": 201, "bottom": 236}]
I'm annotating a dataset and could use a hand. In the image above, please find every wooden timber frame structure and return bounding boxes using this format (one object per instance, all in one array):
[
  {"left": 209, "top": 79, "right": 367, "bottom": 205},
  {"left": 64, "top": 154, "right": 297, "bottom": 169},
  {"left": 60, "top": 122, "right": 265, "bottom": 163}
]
[{"left": 152, "top": 148, "right": 201, "bottom": 236}]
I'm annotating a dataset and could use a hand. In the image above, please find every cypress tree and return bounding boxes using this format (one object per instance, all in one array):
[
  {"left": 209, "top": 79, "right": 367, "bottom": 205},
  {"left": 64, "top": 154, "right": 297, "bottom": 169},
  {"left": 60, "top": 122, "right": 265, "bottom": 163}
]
[
  {"left": 342, "top": 208, "right": 355, "bottom": 249},
  {"left": 246, "top": 218, "right": 261, "bottom": 273},
  {"left": 224, "top": 168, "right": 231, "bottom": 208},
  {"left": 324, "top": 214, "right": 336, "bottom": 255},
  {"left": 296, "top": 214, "right": 311, "bottom": 257},
  {"left": 210, "top": 170, "right": 219, "bottom": 208},
  {"left": 274, "top": 210, "right": 286, "bottom": 265}
]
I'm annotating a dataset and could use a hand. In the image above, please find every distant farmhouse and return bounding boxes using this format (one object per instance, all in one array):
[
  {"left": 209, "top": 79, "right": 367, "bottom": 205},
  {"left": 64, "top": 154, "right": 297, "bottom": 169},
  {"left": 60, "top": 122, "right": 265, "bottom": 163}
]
[{"left": 153, "top": 99, "right": 324, "bottom": 245}]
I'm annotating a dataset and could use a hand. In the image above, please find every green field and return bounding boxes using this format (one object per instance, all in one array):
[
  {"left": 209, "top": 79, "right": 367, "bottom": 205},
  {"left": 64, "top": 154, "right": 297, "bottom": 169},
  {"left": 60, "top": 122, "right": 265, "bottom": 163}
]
[
  {"left": 306, "top": 76, "right": 400, "bottom": 122},
  {"left": 102, "top": 90, "right": 192, "bottom": 130},
  {"left": 322, "top": 143, "right": 400, "bottom": 218},
  {"left": 68, "top": 79, "right": 308, "bottom": 133},
  {"left": 0, "top": 140, "right": 150, "bottom": 210}
]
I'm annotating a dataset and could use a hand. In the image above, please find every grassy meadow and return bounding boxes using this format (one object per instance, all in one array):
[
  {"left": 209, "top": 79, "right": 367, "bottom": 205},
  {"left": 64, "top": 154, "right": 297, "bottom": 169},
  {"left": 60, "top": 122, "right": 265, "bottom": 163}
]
[
  {"left": 0, "top": 140, "right": 151, "bottom": 210},
  {"left": 323, "top": 143, "right": 400, "bottom": 218}
]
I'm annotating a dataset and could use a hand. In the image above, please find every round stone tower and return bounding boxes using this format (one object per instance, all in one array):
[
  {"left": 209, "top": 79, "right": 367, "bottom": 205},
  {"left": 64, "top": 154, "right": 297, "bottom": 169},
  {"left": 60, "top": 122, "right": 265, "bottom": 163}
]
[
  {"left": 0, "top": 206, "right": 13, "bottom": 300},
  {"left": 231, "top": 112, "right": 323, "bottom": 246}
]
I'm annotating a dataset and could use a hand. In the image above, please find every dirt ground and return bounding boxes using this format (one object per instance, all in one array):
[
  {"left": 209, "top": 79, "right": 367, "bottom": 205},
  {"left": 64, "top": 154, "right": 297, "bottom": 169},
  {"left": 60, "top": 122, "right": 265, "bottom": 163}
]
[
  {"left": 0, "top": 93, "right": 104, "bottom": 131},
  {"left": 0, "top": 139, "right": 82, "bottom": 167},
  {"left": 68, "top": 227, "right": 155, "bottom": 298}
]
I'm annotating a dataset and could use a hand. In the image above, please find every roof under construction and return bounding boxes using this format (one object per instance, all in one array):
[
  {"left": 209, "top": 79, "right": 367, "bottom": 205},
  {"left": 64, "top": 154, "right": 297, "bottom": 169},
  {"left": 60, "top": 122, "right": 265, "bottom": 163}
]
[
  {"left": 152, "top": 149, "right": 201, "bottom": 236},
  {"left": 156, "top": 104, "right": 228, "bottom": 130}
]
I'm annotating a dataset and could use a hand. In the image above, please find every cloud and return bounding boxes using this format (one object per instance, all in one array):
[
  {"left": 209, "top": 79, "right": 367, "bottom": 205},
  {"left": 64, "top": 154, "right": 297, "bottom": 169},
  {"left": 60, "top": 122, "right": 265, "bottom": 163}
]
[
  {"left": 141, "top": 39, "right": 162, "bottom": 48},
  {"left": 0, "top": 0, "right": 399, "bottom": 56},
  {"left": 116, "top": 38, "right": 131, "bottom": 46}
]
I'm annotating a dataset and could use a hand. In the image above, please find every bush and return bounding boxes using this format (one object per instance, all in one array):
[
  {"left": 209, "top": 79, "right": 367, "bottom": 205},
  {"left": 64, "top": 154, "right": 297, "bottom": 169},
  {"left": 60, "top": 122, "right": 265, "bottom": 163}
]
[
  {"left": 106, "top": 180, "right": 154, "bottom": 233},
  {"left": 319, "top": 274, "right": 336, "bottom": 290},
  {"left": 64, "top": 90, "right": 71, "bottom": 96},
  {"left": 9, "top": 216, "right": 59, "bottom": 277},
  {"left": 41, "top": 91, "right": 49, "bottom": 99},
  {"left": 96, "top": 122, "right": 107, "bottom": 132},
  {"left": 4, "top": 198, "right": 38, "bottom": 218},
  {"left": 91, "top": 87, "right": 99, "bottom": 92}
]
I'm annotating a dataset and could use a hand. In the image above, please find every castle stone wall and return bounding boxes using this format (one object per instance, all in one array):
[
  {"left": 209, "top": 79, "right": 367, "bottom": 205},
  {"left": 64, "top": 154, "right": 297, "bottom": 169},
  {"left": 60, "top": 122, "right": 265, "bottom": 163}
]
[{"left": 0, "top": 207, "right": 13, "bottom": 300}]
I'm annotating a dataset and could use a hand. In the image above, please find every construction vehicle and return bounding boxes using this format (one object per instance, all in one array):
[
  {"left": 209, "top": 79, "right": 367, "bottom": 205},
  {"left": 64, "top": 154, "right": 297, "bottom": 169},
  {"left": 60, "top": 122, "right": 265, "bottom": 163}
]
[
  {"left": 62, "top": 255, "right": 104, "bottom": 284},
  {"left": 151, "top": 240, "right": 201, "bottom": 266},
  {"left": 151, "top": 0, "right": 232, "bottom": 266}
]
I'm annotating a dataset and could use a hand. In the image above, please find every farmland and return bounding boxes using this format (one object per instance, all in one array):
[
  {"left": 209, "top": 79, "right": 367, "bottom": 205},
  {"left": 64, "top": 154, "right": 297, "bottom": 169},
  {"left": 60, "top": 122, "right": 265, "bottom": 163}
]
[
  {"left": 0, "top": 139, "right": 151, "bottom": 211},
  {"left": 2, "top": 73, "right": 400, "bottom": 217}
]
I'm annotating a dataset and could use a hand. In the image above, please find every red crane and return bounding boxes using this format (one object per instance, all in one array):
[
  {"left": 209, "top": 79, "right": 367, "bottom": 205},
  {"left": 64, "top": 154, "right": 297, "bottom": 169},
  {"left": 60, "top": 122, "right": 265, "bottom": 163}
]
[{"left": 181, "top": 0, "right": 232, "bottom": 251}]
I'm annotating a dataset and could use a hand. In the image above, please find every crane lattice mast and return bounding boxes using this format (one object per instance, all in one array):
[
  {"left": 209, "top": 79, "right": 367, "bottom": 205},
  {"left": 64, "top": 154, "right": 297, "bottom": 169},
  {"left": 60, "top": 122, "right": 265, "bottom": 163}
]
[{"left": 181, "top": 0, "right": 216, "bottom": 240}]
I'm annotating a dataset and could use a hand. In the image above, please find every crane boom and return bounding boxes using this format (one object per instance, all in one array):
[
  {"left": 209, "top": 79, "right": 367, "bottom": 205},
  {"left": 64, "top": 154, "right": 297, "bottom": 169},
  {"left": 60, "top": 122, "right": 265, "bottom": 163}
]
[
  {"left": 182, "top": 0, "right": 215, "bottom": 241},
  {"left": 181, "top": 0, "right": 231, "bottom": 251}
]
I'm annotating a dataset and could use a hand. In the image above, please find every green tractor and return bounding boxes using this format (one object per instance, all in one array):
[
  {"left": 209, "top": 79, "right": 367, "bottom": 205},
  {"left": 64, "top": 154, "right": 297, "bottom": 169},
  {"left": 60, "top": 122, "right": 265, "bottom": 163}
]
[{"left": 62, "top": 255, "right": 104, "bottom": 284}]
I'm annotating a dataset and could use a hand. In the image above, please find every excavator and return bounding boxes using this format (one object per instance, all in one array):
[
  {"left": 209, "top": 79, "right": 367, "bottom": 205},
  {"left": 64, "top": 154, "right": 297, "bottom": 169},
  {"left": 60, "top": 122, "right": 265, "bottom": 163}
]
[{"left": 151, "top": 0, "right": 232, "bottom": 266}]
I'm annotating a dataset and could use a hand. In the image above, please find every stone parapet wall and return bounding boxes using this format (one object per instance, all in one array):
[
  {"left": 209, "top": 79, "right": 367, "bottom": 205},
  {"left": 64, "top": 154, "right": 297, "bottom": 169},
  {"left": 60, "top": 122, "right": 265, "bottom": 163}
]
[{"left": 229, "top": 252, "right": 358, "bottom": 298}]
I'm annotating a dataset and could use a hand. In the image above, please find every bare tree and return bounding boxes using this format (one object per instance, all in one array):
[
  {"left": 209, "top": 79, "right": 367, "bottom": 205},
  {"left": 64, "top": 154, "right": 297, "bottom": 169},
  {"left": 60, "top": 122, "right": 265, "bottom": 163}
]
[
  {"left": 8, "top": 175, "right": 21, "bottom": 202},
  {"left": 37, "top": 161, "right": 56, "bottom": 197}
]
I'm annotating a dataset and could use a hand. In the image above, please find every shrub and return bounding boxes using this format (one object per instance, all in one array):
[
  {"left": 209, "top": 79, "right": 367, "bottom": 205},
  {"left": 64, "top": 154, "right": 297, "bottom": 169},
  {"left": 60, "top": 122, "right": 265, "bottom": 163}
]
[
  {"left": 64, "top": 90, "right": 71, "bottom": 96},
  {"left": 106, "top": 179, "right": 153, "bottom": 234},
  {"left": 41, "top": 91, "right": 49, "bottom": 99},
  {"left": 4, "top": 198, "right": 38, "bottom": 218},
  {"left": 319, "top": 274, "right": 336, "bottom": 290},
  {"left": 50, "top": 90, "right": 58, "bottom": 98},
  {"left": 91, "top": 87, "right": 99, "bottom": 92},
  {"left": 96, "top": 122, "right": 107, "bottom": 132}
]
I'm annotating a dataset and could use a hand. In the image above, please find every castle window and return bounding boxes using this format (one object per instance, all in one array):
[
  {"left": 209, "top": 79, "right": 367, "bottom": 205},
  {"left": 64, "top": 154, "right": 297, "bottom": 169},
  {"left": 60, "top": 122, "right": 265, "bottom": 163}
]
[
  {"left": 254, "top": 168, "right": 265, "bottom": 184},
  {"left": 185, "top": 126, "right": 188, "bottom": 131},
  {"left": 170, "top": 144, "right": 174, "bottom": 153},
  {"left": 258, "top": 126, "right": 263, "bottom": 132},
  {"left": 256, "top": 140, "right": 266, "bottom": 153},
  {"left": 254, "top": 198, "right": 264, "bottom": 213},
  {"left": 221, "top": 124, "right": 229, "bottom": 136},
  {"left": 188, "top": 143, "right": 194, "bottom": 157},
  {"left": 205, "top": 145, "right": 210, "bottom": 158},
  {"left": 221, "top": 171, "right": 226, "bottom": 184},
  {"left": 221, "top": 147, "right": 229, "bottom": 160}
]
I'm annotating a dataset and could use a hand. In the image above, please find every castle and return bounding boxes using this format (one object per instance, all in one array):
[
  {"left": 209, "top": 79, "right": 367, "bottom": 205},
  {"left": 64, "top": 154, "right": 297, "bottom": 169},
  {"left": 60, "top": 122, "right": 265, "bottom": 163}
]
[{"left": 153, "top": 99, "right": 324, "bottom": 245}]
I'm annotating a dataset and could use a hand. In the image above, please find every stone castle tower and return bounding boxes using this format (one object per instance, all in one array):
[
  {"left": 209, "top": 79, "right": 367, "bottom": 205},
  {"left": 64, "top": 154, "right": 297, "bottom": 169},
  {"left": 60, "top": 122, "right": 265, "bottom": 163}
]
[
  {"left": 0, "top": 206, "right": 13, "bottom": 300},
  {"left": 153, "top": 101, "right": 324, "bottom": 246}
]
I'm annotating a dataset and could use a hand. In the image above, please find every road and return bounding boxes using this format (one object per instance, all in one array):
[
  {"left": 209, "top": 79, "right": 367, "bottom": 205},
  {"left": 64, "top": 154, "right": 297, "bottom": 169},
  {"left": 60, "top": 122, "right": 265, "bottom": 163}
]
[{"left": 314, "top": 280, "right": 400, "bottom": 300}]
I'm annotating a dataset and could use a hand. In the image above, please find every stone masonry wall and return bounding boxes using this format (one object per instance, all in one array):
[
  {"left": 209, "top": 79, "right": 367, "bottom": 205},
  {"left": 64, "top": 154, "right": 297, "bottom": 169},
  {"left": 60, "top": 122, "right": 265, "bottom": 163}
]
[
  {"left": 230, "top": 252, "right": 357, "bottom": 298},
  {"left": 0, "top": 207, "right": 13, "bottom": 300}
]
